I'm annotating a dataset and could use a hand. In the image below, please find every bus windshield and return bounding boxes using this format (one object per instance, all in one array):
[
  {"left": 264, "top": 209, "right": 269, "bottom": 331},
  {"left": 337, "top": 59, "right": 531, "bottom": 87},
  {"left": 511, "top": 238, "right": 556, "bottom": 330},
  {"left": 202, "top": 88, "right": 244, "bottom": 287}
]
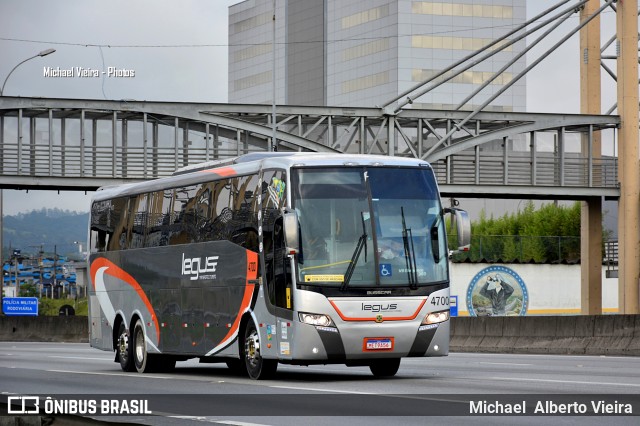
[{"left": 291, "top": 166, "right": 447, "bottom": 288}]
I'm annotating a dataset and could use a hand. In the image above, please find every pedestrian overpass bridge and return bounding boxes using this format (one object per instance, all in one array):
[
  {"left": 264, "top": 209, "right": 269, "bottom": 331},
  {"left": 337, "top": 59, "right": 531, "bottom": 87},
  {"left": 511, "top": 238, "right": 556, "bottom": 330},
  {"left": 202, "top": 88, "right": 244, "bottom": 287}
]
[{"left": 0, "top": 96, "right": 620, "bottom": 201}]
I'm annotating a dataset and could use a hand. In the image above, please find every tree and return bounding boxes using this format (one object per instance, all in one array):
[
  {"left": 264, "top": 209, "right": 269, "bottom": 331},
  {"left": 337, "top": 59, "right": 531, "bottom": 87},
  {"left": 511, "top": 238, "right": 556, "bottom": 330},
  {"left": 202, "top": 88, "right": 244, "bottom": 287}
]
[{"left": 452, "top": 201, "right": 587, "bottom": 263}]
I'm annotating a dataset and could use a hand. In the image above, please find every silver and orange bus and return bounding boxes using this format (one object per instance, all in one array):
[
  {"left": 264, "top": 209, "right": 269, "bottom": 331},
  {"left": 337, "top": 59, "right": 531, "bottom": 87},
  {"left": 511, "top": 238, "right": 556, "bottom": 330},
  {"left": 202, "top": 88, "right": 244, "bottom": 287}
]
[{"left": 88, "top": 152, "right": 470, "bottom": 379}]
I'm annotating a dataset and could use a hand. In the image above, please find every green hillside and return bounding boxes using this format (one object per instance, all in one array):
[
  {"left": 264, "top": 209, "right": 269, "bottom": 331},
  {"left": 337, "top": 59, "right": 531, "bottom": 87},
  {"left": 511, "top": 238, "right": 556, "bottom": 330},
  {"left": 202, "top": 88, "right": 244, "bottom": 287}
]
[{"left": 2, "top": 209, "right": 89, "bottom": 261}]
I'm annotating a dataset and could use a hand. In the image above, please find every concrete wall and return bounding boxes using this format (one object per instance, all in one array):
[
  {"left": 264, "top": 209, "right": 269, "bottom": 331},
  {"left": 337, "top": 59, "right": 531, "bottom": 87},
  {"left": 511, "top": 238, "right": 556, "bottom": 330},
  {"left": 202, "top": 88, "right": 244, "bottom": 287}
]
[
  {"left": 1, "top": 315, "right": 638, "bottom": 356},
  {"left": 0, "top": 316, "right": 88, "bottom": 343},
  {"left": 451, "top": 263, "right": 619, "bottom": 315},
  {"left": 450, "top": 315, "right": 640, "bottom": 356}
]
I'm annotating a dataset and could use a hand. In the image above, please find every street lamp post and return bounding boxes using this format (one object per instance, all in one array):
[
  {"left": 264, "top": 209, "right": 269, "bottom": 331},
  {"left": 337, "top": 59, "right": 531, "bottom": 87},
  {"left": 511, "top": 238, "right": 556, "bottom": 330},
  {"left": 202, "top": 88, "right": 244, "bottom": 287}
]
[
  {"left": 0, "top": 48, "right": 56, "bottom": 313},
  {"left": 0, "top": 48, "right": 56, "bottom": 96}
]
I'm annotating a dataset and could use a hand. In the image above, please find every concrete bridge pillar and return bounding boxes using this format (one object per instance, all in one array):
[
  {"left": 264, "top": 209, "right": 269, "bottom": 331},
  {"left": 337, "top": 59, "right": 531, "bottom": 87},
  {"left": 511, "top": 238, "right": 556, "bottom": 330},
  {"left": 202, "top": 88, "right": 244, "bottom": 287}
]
[
  {"left": 580, "top": 0, "right": 602, "bottom": 314},
  {"left": 616, "top": 0, "right": 640, "bottom": 314},
  {"left": 581, "top": 197, "right": 602, "bottom": 314}
]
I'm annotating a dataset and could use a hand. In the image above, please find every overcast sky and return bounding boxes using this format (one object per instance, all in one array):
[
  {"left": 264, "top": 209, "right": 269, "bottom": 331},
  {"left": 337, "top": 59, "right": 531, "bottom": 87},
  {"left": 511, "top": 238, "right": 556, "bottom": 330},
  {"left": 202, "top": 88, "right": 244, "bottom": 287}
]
[{"left": 0, "top": 0, "right": 621, "bottom": 215}]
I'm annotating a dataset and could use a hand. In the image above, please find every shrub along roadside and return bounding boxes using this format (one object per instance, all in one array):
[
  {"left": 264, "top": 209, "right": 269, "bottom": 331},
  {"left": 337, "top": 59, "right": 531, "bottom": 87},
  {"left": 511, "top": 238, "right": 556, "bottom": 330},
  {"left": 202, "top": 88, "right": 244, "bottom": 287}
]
[
  {"left": 449, "top": 201, "right": 611, "bottom": 263},
  {"left": 38, "top": 297, "right": 88, "bottom": 316}
]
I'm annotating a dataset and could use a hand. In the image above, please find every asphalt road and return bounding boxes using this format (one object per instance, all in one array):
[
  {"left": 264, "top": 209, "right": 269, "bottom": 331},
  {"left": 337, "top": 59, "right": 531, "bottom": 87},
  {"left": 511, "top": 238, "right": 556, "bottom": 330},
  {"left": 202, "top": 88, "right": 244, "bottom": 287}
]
[{"left": 0, "top": 342, "right": 639, "bottom": 425}]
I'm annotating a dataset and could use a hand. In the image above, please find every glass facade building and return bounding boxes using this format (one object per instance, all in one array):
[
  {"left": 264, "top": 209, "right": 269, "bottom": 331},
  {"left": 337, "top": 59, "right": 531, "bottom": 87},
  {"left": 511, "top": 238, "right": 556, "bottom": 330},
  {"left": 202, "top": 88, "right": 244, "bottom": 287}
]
[{"left": 229, "top": 0, "right": 526, "bottom": 111}]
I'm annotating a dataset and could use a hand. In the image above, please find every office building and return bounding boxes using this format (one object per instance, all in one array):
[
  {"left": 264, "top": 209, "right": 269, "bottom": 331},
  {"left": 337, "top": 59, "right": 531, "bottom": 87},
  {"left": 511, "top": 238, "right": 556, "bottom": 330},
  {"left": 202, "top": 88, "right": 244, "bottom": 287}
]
[{"left": 229, "top": 0, "right": 527, "bottom": 111}]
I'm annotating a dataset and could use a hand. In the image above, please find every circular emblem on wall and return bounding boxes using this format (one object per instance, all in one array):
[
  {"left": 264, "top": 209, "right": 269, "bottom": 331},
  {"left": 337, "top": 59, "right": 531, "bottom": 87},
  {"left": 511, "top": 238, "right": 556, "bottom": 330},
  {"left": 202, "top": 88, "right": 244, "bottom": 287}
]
[{"left": 466, "top": 265, "right": 528, "bottom": 316}]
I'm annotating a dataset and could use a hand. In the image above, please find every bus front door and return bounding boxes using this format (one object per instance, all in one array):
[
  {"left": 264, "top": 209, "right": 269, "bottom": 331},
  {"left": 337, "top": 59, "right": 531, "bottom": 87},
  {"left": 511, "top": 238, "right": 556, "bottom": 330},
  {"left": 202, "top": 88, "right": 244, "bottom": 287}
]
[{"left": 266, "top": 217, "right": 294, "bottom": 359}]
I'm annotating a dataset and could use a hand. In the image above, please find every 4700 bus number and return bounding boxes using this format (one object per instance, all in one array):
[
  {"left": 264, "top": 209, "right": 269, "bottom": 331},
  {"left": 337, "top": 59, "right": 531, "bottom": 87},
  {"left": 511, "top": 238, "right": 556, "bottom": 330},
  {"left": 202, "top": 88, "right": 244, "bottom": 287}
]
[{"left": 431, "top": 296, "right": 449, "bottom": 306}]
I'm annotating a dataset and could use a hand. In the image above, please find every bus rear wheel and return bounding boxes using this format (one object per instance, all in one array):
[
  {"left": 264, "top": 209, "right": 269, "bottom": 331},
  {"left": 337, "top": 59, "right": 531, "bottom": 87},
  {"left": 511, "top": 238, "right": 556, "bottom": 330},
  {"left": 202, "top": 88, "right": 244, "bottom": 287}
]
[
  {"left": 130, "top": 319, "right": 175, "bottom": 373},
  {"left": 243, "top": 321, "right": 277, "bottom": 380},
  {"left": 116, "top": 322, "right": 134, "bottom": 372},
  {"left": 132, "top": 319, "right": 153, "bottom": 373},
  {"left": 369, "top": 358, "right": 401, "bottom": 377}
]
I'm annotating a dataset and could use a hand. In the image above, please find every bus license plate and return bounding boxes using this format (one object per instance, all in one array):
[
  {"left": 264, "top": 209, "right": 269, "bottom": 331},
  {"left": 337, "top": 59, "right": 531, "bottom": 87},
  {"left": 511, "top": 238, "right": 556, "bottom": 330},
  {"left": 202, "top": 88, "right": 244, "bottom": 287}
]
[{"left": 363, "top": 337, "right": 394, "bottom": 351}]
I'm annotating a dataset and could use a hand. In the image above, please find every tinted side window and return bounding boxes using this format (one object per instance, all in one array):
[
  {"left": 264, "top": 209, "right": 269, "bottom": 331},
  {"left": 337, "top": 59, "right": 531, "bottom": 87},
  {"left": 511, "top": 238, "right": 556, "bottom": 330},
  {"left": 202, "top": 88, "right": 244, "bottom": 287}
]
[
  {"left": 107, "top": 197, "right": 131, "bottom": 251},
  {"left": 261, "top": 169, "right": 287, "bottom": 247},
  {"left": 195, "top": 178, "right": 230, "bottom": 243},
  {"left": 146, "top": 189, "right": 175, "bottom": 247},
  {"left": 170, "top": 185, "right": 200, "bottom": 245},
  {"left": 229, "top": 174, "right": 260, "bottom": 251},
  {"left": 130, "top": 193, "right": 149, "bottom": 249},
  {"left": 90, "top": 200, "right": 111, "bottom": 253}
]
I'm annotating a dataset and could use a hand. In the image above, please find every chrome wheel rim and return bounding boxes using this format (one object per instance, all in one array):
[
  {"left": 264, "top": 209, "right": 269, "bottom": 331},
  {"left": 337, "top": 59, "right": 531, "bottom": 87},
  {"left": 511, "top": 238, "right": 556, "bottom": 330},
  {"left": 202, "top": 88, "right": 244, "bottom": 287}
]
[
  {"left": 245, "top": 329, "right": 260, "bottom": 369},
  {"left": 118, "top": 332, "right": 129, "bottom": 363},
  {"left": 135, "top": 327, "right": 145, "bottom": 364}
]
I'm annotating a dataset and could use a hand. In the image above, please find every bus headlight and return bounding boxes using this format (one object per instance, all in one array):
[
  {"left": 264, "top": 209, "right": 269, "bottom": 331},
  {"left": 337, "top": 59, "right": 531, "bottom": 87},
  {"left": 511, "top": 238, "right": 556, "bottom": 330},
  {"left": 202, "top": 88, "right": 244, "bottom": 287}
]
[
  {"left": 298, "top": 312, "right": 335, "bottom": 327},
  {"left": 422, "top": 310, "right": 449, "bottom": 325}
]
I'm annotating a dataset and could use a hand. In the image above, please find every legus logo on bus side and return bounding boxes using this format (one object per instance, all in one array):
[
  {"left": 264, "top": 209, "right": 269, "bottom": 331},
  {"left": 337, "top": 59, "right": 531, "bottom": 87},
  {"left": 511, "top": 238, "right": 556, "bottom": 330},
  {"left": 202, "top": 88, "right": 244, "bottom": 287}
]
[{"left": 181, "top": 253, "right": 219, "bottom": 281}]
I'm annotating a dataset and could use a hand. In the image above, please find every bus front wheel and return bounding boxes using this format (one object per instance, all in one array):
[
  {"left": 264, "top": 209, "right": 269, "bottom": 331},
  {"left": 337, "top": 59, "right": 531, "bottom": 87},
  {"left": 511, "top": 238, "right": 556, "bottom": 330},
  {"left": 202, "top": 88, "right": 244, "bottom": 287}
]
[
  {"left": 369, "top": 358, "right": 401, "bottom": 377},
  {"left": 116, "top": 322, "right": 134, "bottom": 372},
  {"left": 243, "top": 321, "right": 277, "bottom": 380}
]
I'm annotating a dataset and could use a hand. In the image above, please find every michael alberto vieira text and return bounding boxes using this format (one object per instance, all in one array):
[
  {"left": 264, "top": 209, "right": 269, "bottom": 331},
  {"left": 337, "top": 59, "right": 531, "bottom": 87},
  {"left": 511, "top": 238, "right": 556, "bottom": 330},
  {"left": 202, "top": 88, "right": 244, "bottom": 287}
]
[{"left": 470, "top": 399, "right": 633, "bottom": 415}]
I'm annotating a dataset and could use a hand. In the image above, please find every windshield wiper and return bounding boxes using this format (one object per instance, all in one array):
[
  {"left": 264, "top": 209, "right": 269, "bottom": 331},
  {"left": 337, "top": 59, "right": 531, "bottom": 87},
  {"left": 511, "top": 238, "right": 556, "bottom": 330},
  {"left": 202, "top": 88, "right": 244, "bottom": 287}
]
[
  {"left": 401, "top": 206, "right": 419, "bottom": 290},
  {"left": 341, "top": 212, "right": 368, "bottom": 291}
]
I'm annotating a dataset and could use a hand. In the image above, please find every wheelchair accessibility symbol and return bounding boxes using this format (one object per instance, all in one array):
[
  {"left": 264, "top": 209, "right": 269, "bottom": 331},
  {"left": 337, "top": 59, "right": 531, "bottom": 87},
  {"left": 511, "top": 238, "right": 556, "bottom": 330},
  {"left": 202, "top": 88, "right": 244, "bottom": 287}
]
[{"left": 380, "top": 264, "right": 392, "bottom": 277}]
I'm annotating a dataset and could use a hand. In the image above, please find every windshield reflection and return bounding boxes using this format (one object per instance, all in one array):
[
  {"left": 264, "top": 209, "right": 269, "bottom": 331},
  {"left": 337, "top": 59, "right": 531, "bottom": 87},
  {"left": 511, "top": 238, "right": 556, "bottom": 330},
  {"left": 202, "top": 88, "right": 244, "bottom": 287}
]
[{"left": 291, "top": 167, "right": 447, "bottom": 287}]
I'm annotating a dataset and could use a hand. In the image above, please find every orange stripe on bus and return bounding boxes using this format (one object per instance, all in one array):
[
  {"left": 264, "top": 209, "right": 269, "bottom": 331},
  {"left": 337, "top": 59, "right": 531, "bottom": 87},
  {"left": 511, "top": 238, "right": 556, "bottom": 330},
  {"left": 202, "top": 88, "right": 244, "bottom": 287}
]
[
  {"left": 90, "top": 258, "right": 161, "bottom": 342},
  {"left": 329, "top": 299, "right": 427, "bottom": 322},
  {"left": 217, "top": 250, "right": 259, "bottom": 345},
  {"left": 202, "top": 166, "right": 236, "bottom": 177}
]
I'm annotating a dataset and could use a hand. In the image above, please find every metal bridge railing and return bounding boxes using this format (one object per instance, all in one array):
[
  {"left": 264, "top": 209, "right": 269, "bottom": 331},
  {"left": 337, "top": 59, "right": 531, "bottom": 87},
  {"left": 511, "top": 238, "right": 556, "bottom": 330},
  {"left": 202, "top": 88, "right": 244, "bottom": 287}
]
[
  {"left": 0, "top": 98, "right": 621, "bottom": 195},
  {"left": 605, "top": 240, "right": 619, "bottom": 278},
  {"left": 432, "top": 151, "right": 618, "bottom": 188}
]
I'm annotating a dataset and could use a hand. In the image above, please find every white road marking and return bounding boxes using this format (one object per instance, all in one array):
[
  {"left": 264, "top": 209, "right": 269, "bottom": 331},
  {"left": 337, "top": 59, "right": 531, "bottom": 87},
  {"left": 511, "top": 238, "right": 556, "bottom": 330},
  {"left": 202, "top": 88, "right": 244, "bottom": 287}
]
[
  {"left": 451, "top": 352, "right": 640, "bottom": 362},
  {"left": 492, "top": 376, "right": 640, "bottom": 388},
  {"left": 167, "top": 416, "right": 219, "bottom": 423},
  {"left": 46, "top": 369, "right": 172, "bottom": 379},
  {"left": 270, "top": 385, "right": 373, "bottom": 395},
  {"left": 479, "top": 362, "right": 532, "bottom": 366},
  {"left": 48, "top": 356, "right": 111, "bottom": 361}
]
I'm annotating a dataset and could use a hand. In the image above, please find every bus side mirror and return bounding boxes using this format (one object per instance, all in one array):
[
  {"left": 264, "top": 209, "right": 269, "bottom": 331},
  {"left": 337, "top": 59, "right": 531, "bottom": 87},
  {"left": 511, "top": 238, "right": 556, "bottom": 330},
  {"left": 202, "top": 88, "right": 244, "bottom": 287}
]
[
  {"left": 446, "top": 208, "right": 471, "bottom": 252},
  {"left": 282, "top": 211, "right": 300, "bottom": 255}
]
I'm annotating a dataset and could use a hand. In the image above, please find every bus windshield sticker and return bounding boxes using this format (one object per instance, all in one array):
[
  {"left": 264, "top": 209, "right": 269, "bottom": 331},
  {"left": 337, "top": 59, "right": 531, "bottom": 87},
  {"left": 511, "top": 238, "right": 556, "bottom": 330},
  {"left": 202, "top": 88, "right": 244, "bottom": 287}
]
[
  {"left": 379, "top": 264, "right": 392, "bottom": 277},
  {"left": 268, "top": 177, "right": 286, "bottom": 206},
  {"left": 280, "top": 342, "right": 290, "bottom": 355},
  {"left": 304, "top": 274, "right": 344, "bottom": 282}
]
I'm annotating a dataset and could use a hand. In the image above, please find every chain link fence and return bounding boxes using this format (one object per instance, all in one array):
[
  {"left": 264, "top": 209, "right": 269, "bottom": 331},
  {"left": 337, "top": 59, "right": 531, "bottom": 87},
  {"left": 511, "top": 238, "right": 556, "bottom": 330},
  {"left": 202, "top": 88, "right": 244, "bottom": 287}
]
[{"left": 451, "top": 235, "right": 582, "bottom": 264}]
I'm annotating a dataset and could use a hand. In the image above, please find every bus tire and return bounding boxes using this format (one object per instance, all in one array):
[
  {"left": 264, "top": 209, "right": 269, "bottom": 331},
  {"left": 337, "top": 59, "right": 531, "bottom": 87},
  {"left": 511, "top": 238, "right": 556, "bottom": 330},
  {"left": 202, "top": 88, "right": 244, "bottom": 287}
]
[
  {"left": 243, "top": 321, "right": 277, "bottom": 380},
  {"left": 132, "top": 318, "right": 152, "bottom": 373},
  {"left": 116, "top": 322, "right": 135, "bottom": 372},
  {"left": 369, "top": 358, "right": 401, "bottom": 377}
]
